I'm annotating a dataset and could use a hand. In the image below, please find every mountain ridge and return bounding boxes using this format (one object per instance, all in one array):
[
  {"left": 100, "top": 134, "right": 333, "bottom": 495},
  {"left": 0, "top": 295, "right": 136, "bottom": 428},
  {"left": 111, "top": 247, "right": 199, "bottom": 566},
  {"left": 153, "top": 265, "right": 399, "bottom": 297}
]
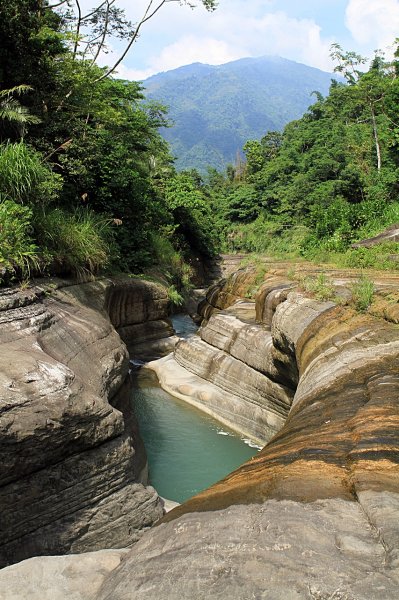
[{"left": 143, "top": 56, "right": 336, "bottom": 172}]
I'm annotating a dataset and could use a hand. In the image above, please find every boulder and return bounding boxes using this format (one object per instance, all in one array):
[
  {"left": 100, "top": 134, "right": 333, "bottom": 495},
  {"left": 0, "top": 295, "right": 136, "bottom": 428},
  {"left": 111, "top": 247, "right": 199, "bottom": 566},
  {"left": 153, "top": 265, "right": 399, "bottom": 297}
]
[{"left": 351, "top": 223, "right": 399, "bottom": 248}]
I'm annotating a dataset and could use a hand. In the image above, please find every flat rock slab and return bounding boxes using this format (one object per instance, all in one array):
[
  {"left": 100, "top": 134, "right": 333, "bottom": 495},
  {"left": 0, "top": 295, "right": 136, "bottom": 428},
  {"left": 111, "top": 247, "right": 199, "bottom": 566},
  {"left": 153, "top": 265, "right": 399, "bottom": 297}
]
[
  {"left": 96, "top": 499, "right": 399, "bottom": 600},
  {"left": 0, "top": 549, "right": 128, "bottom": 600}
]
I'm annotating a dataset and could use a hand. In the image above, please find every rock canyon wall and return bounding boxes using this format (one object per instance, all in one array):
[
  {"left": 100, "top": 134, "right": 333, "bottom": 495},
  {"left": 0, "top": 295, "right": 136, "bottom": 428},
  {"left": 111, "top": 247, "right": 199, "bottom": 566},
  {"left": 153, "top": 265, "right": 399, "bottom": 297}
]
[
  {"left": 0, "top": 277, "right": 169, "bottom": 567},
  {"left": 1, "top": 264, "right": 398, "bottom": 599},
  {"left": 97, "top": 267, "right": 399, "bottom": 600}
]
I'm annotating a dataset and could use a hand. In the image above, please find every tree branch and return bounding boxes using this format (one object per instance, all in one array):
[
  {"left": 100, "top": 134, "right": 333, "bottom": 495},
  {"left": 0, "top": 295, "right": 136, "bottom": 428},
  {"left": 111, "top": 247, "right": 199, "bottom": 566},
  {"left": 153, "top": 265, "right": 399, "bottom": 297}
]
[
  {"left": 81, "top": 0, "right": 116, "bottom": 22},
  {"left": 72, "top": 0, "right": 82, "bottom": 58},
  {"left": 48, "top": 0, "right": 70, "bottom": 8},
  {"left": 91, "top": 0, "right": 112, "bottom": 64},
  {"left": 93, "top": 0, "right": 169, "bottom": 83}
]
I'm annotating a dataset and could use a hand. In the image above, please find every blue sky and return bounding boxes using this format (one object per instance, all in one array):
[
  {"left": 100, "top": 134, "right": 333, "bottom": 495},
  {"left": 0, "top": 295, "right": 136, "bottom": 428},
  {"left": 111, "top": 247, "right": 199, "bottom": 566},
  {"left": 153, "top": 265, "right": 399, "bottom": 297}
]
[{"left": 80, "top": 0, "right": 399, "bottom": 80}]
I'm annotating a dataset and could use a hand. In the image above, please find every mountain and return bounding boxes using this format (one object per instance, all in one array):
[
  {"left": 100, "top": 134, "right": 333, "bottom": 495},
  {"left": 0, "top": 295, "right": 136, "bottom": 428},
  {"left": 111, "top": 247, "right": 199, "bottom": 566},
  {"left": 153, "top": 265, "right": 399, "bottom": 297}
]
[{"left": 142, "top": 56, "right": 336, "bottom": 172}]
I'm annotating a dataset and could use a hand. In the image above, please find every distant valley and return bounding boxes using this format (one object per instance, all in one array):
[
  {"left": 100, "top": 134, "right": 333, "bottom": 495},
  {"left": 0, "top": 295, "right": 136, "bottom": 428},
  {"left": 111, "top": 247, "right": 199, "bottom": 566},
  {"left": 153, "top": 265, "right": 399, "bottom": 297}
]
[{"left": 143, "top": 56, "right": 335, "bottom": 172}]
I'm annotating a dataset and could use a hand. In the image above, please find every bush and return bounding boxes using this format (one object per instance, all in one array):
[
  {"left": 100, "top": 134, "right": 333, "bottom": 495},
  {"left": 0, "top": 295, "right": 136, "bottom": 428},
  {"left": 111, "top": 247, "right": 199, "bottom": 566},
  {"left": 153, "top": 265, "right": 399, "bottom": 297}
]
[
  {"left": 225, "top": 216, "right": 309, "bottom": 256},
  {"left": 0, "top": 142, "right": 62, "bottom": 205},
  {"left": 150, "top": 231, "right": 194, "bottom": 292},
  {"left": 33, "top": 207, "right": 113, "bottom": 275},
  {"left": 300, "top": 272, "right": 335, "bottom": 301},
  {"left": 167, "top": 285, "right": 184, "bottom": 307},
  {"left": 0, "top": 200, "right": 38, "bottom": 274},
  {"left": 340, "top": 243, "right": 399, "bottom": 270}
]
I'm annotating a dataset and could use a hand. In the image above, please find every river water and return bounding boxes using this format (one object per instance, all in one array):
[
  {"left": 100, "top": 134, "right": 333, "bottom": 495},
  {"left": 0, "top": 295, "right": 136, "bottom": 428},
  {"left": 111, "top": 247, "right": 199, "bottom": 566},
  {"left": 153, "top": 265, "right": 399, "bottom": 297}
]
[{"left": 132, "top": 314, "right": 260, "bottom": 503}]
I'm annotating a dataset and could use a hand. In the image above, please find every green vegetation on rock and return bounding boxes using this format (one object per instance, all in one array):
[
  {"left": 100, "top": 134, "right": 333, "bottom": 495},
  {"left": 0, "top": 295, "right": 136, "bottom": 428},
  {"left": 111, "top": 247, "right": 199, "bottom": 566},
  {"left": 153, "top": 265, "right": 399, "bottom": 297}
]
[
  {"left": 201, "top": 44, "right": 399, "bottom": 271},
  {"left": 0, "top": 0, "right": 217, "bottom": 286}
]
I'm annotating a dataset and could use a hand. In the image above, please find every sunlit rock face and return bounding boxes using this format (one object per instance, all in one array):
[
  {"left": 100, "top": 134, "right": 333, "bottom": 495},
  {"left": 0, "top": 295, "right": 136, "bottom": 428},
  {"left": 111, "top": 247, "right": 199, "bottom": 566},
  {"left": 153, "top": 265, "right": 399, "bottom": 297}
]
[
  {"left": 1, "top": 265, "right": 398, "bottom": 598},
  {"left": 152, "top": 272, "right": 298, "bottom": 444},
  {"left": 0, "top": 279, "right": 164, "bottom": 568},
  {"left": 95, "top": 270, "right": 399, "bottom": 600},
  {"left": 0, "top": 549, "right": 128, "bottom": 600},
  {"left": 105, "top": 278, "right": 174, "bottom": 357}
]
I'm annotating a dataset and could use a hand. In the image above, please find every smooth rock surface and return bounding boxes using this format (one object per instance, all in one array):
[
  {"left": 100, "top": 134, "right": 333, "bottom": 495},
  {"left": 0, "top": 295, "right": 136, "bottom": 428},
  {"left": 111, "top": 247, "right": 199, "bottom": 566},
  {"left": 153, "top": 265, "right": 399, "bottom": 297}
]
[
  {"left": 97, "top": 499, "right": 399, "bottom": 600},
  {"left": 148, "top": 353, "right": 279, "bottom": 444},
  {"left": 0, "top": 549, "right": 128, "bottom": 600},
  {"left": 111, "top": 269, "right": 398, "bottom": 599},
  {"left": 200, "top": 312, "right": 293, "bottom": 387},
  {"left": 2, "top": 264, "right": 399, "bottom": 599},
  {"left": 0, "top": 278, "right": 164, "bottom": 567}
]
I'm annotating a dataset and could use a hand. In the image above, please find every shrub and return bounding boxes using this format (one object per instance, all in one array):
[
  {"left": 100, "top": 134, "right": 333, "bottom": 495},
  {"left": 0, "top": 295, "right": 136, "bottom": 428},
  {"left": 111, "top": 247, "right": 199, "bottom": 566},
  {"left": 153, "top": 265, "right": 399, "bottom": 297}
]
[
  {"left": 0, "top": 200, "right": 38, "bottom": 275},
  {"left": 351, "top": 274, "right": 375, "bottom": 312},
  {"left": 0, "top": 142, "right": 62, "bottom": 205},
  {"left": 339, "top": 243, "right": 399, "bottom": 271},
  {"left": 150, "top": 231, "right": 194, "bottom": 293},
  {"left": 226, "top": 217, "right": 309, "bottom": 256},
  {"left": 300, "top": 272, "right": 335, "bottom": 301},
  {"left": 167, "top": 285, "right": 184, "bottom": 307},
  {"left": 33, "top": 207, "right": 113, "bottom": 275}
]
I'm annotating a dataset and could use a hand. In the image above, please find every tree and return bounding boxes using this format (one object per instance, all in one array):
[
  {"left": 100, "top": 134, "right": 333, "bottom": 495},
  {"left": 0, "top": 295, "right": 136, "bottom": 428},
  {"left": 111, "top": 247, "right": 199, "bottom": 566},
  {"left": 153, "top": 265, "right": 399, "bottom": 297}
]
[
  {"left": 0, "top": 0, "right": 220, "bottom": 277},
  {"left": 244, "top": 131, "right": 282, "bottom": 176},
  {"left": 330, "top": 44, "right": 393, "bottom": 172},
  {"left": 0, "top": 86, "right": 41, "bottom": 140},
  {"left": 58, "top": 0, "right": 218, "bottom": 81}
]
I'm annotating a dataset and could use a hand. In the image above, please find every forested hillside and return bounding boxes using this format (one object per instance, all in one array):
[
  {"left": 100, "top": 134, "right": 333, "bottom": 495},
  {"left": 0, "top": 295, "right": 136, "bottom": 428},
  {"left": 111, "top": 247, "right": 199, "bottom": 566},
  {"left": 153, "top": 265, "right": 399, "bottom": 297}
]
[
  {"left": 1, "top": 1, "right": 398, "bottom": 288},
  {"left": 143, "top": 57, "right": 334, "bottom": 172},
  {"left": 177, "top": 46, "right": 399, "bottom": 269},
  {"left": 0, "top": 0, "right": 217, "bottom": 297}
]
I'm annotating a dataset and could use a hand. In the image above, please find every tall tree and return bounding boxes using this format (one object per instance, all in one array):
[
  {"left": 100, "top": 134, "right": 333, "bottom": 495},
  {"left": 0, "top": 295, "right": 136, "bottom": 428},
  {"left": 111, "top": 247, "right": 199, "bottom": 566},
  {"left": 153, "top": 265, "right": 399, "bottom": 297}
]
[{"left": 58, "top": 1, "right": 218, "bottom": 81}]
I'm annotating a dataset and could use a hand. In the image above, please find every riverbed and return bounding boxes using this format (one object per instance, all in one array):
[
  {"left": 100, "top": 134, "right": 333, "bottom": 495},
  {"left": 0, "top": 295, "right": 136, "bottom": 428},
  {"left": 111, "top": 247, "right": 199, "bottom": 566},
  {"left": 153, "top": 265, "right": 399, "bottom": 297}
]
[{"left": 132, "top": 315, "right": 260, "bottom": 503}]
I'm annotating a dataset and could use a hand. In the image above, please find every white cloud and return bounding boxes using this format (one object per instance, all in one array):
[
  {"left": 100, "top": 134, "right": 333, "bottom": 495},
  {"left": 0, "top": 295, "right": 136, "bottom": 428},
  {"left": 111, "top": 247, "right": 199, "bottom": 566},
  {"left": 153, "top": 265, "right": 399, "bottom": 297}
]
[
  {"left": 346, "top": 0, "right": 399, "bottom": 51},
  {"left": 77, "top": 1, "right": 336, "bottom": 78},
  {"left": 119, "top": 8, "right": 335, "bottom": 78},
  {"left": 219, "top": 11, "right": 334, "bottom": 71}
]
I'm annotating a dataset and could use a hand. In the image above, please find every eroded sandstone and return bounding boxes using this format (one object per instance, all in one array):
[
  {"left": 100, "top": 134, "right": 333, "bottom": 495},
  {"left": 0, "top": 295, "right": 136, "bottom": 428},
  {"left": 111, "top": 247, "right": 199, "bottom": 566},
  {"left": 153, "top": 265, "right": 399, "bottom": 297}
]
[
  {"left": 96, "top": 267, "right": 399, "bottom": 599},
  {"left": 1, "top": 263, "right": 398, "bottom": 599},
  {"left": 0, "top": 278, "right": 166, "bottom": 567}
]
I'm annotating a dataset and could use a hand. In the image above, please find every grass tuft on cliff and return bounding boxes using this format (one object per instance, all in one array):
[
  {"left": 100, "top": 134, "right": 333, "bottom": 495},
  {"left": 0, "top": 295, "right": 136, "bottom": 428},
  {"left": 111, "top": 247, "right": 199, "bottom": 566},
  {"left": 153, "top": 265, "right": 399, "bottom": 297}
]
[{"left": 33, "top": 207, "right": 114, "bottom": 276}]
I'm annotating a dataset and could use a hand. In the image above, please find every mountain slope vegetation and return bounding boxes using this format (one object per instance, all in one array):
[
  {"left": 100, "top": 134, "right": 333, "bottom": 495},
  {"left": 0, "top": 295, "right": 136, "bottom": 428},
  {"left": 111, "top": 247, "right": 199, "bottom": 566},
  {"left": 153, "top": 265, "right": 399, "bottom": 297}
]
[
  {"left": 191, "top": 47, "right": 399, "bottom": 269},
  {"left": 143, "top": 56, "right": 335, "bottom": 171}
]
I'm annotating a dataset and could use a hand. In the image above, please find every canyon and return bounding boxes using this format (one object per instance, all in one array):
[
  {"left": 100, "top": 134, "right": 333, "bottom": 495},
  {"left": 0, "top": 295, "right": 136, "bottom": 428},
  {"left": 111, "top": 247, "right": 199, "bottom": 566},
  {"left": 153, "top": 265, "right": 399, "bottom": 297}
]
[
  {"left": 0, "top": 277, "right": 171, "bottom": 567},
  {"left": 0, "top": 261, "right": 398, "bottom": 599}
]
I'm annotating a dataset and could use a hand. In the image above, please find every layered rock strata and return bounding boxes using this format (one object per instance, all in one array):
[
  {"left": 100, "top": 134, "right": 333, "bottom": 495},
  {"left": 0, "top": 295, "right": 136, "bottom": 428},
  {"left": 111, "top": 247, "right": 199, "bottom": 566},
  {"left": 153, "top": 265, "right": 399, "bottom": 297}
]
[
  {"left": 0, "top": 278, "right": 166, "bottom": 567},
  {"left": 150, "top": 273, "right": 298, "bottom": 444},
  {"left": 150, "top": 304, "right": 294, "bottom": 444},
  {"left": 95, "top": 270, "right": 399, "bottom": 599},
  {"left": 106, "top": 277, "right": 175, "bottom": 358},
  {"left": 1, "top": 266, "right": 398, "bottom": 599}
]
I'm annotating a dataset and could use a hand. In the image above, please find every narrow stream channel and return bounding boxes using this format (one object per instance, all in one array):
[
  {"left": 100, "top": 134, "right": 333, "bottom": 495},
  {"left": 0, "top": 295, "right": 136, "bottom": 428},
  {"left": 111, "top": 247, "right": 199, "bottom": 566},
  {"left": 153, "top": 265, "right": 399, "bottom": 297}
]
[{"left": 132, "top": 315, "right": 260, "bottom": 504}]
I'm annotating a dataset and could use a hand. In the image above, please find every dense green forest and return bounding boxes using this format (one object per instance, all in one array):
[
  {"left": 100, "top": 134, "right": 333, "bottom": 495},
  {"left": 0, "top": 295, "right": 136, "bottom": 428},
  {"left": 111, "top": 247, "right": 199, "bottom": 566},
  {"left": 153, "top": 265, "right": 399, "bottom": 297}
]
[
  {"left": 1, "top": 1, "right": 399, "bottom": 291},
  {"left": 143, "top": 56, "right": 334, "bottom": 172},
  {"left": 0, "top": 0, "right": 217, "bottom": 296},
  {"left": 194, "top": 44, "right": 399, "bottom": 269}
]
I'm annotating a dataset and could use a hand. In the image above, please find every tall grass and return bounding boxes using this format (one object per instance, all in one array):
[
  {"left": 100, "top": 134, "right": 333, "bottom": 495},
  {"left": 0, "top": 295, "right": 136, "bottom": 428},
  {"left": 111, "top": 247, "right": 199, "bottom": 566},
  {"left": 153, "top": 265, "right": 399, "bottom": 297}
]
[
  {"left": 300, "top": 272, "right": 335, "bottom": 301},
  {"left": 351, "top": 274, "right": 375, "bottom": 312},
  {"left": 0, "top": 142, "right": 62, "bottom": 205},
  {"left": 34, "top": 207, "right": 113, "bottom": 275}
]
